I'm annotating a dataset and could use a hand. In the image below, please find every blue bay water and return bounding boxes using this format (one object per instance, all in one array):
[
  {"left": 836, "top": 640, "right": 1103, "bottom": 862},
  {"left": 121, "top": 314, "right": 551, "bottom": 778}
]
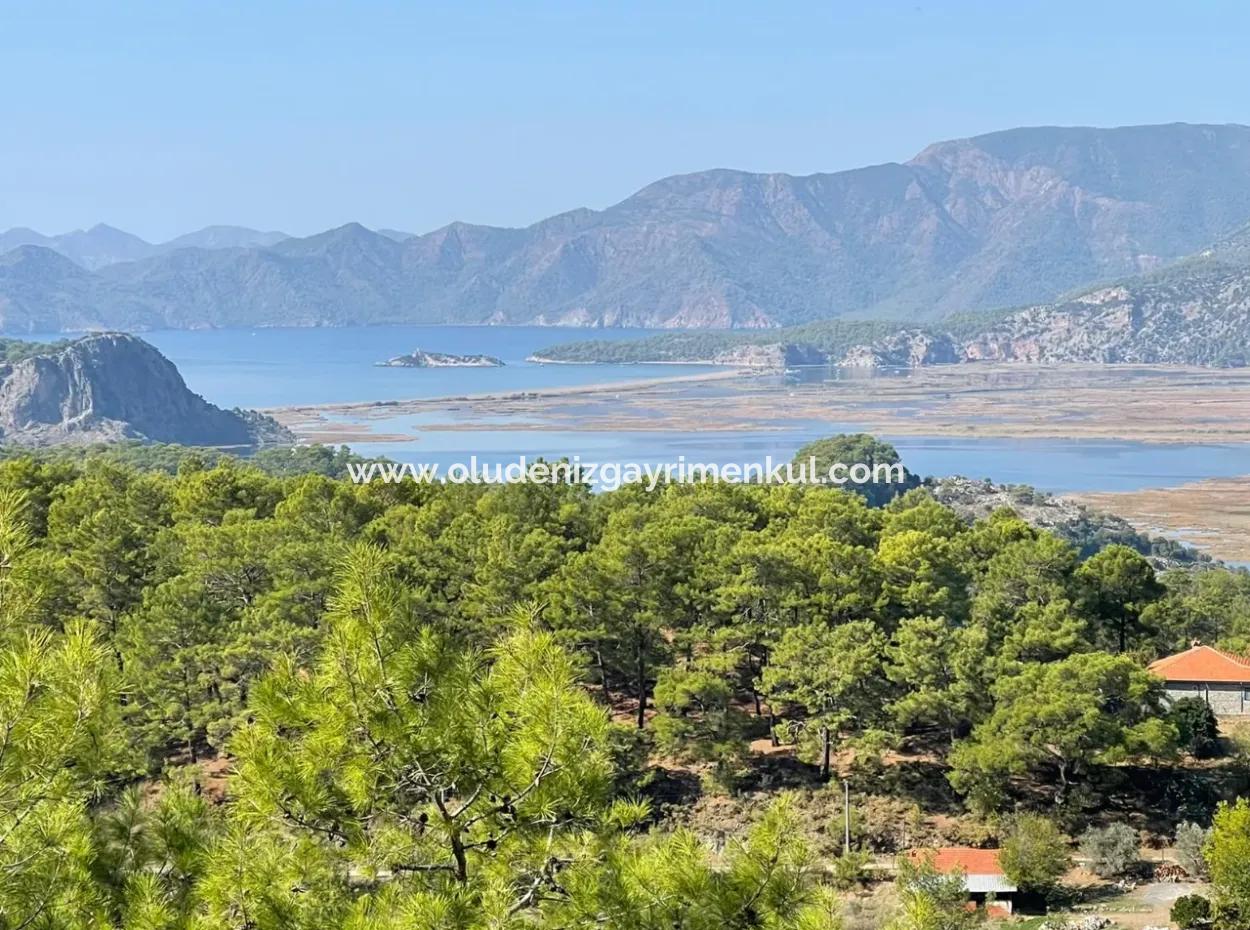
[
  {"left": 16, "top": 326, "right": 1250, "bottom": 494},
  {"left": 107, "top": 325, "right": 708, "bottom": 408},
  {"left": 350, "top": 427, "right": 1250, "bottom": 495}
]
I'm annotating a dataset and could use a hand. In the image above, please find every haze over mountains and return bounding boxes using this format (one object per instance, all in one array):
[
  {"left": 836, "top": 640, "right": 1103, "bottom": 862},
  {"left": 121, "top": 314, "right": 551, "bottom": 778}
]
[
  {"left": 5, "top": 123, "right": 1250, "bottom": 332},
  {"left": 0, "top": 224, "right": 291, "bottom": 271},
  {"left": 541, "top": 216, "right": 1250, "bottom": 369}
]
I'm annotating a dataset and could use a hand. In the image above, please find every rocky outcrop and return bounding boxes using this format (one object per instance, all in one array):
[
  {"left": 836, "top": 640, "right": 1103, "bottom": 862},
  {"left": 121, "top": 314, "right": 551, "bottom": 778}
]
[
  {"left": 543, "top": 248, "right": 1250, "bottom": 369},
  {"left": 962, "top": 267, "right": 1250, "bottom": 366},
  {"left": 840, "top": 330, "right": 963, "bottom": 368},
  {"left": 0, "top": 333, "right": 290, "bottom": 447},
  {"left": 378, "top": 348, "right": 504, "bottom": 368},
  {"left": 928, "top": 476, "right": 1208, "bottom": 568},
  {"left": 842, "top": 272, "right": 1250, "bottom": 367},
  {"left": 710, "top": 343, "right": 828, "bottom": 369}
]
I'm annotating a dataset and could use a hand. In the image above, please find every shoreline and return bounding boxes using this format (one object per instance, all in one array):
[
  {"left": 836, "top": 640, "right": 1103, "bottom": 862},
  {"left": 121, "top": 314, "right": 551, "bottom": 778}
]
[
  {"left": 281, "top": 419, "right": 1250, "bottom": 445},
  {"left": 267, "top": 361, "right": 1250, "bottom": 447},
  {"left": 264, "top": 361, "right": 1250, "bottom": 562},
  {"left": 261, "top": 365, "right": 758, "bottom": 416},
  {"left": 1070, "top": 476, "right": 1250, "bottom": 563},
  {"left": 526, "top": 355, "right": 743, "bottom": 367}
]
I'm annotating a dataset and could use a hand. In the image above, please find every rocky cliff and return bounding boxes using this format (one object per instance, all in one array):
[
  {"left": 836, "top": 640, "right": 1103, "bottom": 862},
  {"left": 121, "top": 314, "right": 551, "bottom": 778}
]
[
  {"left": 962, "top": 265, "right": 1250, "bottom": 366},
  {"left": 839, "top": 330, "right": 963, "bottom": 368},
  {"left": 709, "top": 343, "right": 829, "bottom": 368},
  {"left": 0, "top": 333, "right": 289, "bottom": 447}
]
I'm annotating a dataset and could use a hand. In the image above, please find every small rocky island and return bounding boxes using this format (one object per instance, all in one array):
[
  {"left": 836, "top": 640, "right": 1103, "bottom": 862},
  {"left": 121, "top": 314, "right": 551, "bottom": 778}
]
[{"left": 377, "top": 348, "right": 505, "bottom": 368}]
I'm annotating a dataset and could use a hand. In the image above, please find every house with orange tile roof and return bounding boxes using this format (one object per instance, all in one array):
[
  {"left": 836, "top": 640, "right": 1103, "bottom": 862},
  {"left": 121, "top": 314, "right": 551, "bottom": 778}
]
[
  {"left": 906, "top": 847, "right": 1017, "bottom": 915},
  {"left": 1149, "top": 644, "right": 1250, "bottom": 715}
]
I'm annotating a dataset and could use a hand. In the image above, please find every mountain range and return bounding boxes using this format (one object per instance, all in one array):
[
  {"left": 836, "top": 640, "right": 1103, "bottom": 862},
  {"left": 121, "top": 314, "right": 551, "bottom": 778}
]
[
  {"left": 0, "top": 224, "right": 290, "bottom": 271},
  {"left": 6, "top": 123, "right": 1250, "bottom": 332},
  {"left": 539, "top": 220, "right": 1250, "bottom": 369}
]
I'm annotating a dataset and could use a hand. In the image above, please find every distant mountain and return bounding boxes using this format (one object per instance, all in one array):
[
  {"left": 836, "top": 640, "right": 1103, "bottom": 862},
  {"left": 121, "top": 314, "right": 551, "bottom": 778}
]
[
  {"left": 376, "top": 228, "right": 416, "bottom": 242},
  {"left": 0, "top": 224, "right": 154, "bottom": 270},
  {"left": 160, "top": 225, "right": 289, "bottom": 251},
  {"left": 0, "top": 246, "right": 97, "bottom": 331},
  {"left": 0, "top": 224, "right": 290, "bottom": 271},
  {"left": 537, "top": 235, "right": 1250, "bottom": 369},
  {"left": 0, "top": 333, "right": 290, "bottom": 446},
  {"left": 1194, "top": 220, "right": 1250, "bottom": 266},
  {"left": 961, "top": 261, "right": 1250, "bottom": 367},
  {"left": 0, "top": 228, "right": 45, "bottom": 254},
  {"left": 6, "top": 123, "right": 1250, "bottom": 330}
]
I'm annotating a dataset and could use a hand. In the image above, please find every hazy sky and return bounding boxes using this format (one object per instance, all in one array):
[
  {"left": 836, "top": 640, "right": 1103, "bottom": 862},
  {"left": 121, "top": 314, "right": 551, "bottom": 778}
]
[{"left": 3, "top": 0, "right": 1249, "bottom": 241}]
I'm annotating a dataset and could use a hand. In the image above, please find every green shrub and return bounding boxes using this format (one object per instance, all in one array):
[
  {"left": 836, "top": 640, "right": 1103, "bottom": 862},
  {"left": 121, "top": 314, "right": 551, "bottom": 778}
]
[
  {"left": 1078, "top": 823, "right": 1139, "bottom": 877},
  {"left": 1000, "top": 813, "right": 1071, "bottom": 894},
  {"left": 1171, "top": 893, "right": 1211, "bottom": 929},
  {"left": 1175, "top": 821, "right": 1211, "bottom": 878},
  {"left": 1169, "top": 696, "right": 1222, "bottom": 758},
  {"left": 829, "top": 849, "right": 872, "bottom": 890}
]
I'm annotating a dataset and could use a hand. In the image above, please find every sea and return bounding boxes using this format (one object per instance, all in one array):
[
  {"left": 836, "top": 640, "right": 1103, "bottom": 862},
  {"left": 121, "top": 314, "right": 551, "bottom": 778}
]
[{"left": 19, "top": 325, "right": 1250, "bottom": 495}]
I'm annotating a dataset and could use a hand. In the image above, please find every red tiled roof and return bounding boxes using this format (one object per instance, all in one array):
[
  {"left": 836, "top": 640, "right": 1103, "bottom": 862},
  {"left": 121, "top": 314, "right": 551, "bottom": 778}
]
[
  {"left": 1149, "top": 645, "right": 1250, "bottom": 684},
  {"left": 909, "top": 847, "right": 1004, "bottom": 875}
]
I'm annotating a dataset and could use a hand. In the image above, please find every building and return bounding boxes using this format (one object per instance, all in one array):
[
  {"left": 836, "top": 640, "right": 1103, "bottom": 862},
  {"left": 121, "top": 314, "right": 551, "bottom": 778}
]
[
  {"left": 1149, "top": 644, "right": 1250, "bottom": 716},
  {"left": 907, "top": 847, "right": 1017, "bottom": 916}
]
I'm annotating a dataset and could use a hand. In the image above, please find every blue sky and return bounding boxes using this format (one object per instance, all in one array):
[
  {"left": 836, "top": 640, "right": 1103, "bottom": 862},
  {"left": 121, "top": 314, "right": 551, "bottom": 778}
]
[{"left": 3, "top": 0, "right": 1249, "bottom": 241}]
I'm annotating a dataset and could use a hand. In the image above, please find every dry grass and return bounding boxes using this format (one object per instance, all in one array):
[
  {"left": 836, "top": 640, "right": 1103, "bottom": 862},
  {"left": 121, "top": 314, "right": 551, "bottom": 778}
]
[
  {"left": 1073, "top": 476, "right": 1250, "bottom": 561},
  {"left": 271, "top": 363, "right": 1250, "bottom": 445}
]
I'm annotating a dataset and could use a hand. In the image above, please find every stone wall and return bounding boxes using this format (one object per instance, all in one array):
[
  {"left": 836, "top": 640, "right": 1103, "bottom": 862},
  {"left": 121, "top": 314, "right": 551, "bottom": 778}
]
[{"left": 1164, "top": 681, "right": 1250, "bottom": 716}]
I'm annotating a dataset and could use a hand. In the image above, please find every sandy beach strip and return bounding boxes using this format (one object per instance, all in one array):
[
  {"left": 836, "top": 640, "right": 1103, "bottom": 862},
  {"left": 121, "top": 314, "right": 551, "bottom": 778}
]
[
  {"left": 266, "top": 362, "right": 1250, "bottom": 446},
  {"left": 261, "top": 366, "right": 757, "bottom": 417}
]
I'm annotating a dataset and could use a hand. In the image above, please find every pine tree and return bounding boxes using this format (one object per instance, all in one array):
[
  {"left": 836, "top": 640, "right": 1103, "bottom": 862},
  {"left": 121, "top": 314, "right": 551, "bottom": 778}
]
[{"left": 223, "top": 543, "right": 616, "bottom": 919}]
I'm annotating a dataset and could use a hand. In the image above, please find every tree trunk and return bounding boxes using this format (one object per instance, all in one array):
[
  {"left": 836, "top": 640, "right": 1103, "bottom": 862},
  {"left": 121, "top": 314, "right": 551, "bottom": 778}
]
[
  {"left": 820, "top": 725, "right": 832, "bottom": 781},
  {"left": 435, "top": 795, "right": 469, "bottom": 882},
  {"left": 635, "top": 634, "right": 647, "bottom": 729},
  {"left": 450, "top": 832, "right": 468, "bottom": 882},
  {"left": 1055, "top": 759, "right": 1069, "bottom": 805},
  {"left": 182, "top": 669, "right": 196, "bottom": 762},
  {"left": 748, "top": 652, "right": 763, "bottom": 716},
  {"left": 594, "top": 644, "right": 611, "bottom": 704},
  {"left": 110, "top": 612, "right": 125, "bottom": 671}
]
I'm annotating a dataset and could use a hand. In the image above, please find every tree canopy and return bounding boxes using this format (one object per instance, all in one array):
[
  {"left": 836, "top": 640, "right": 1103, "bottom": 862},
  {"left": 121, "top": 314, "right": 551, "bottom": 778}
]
[{"left": 0, "top": 442, "right": 1246, "bottom": 927}]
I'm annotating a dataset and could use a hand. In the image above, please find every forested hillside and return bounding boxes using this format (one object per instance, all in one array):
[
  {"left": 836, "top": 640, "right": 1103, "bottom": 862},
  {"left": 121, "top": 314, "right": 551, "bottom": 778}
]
[{"left": 4, "top": 445, "right": 1250, "bottom": 928}]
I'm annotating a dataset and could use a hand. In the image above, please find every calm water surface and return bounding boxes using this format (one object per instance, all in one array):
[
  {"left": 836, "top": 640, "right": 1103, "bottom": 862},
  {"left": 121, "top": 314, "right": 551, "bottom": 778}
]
[
  {"left": 17, "top": 326, "right": 1250, "bottom": 494},
  {"left": 146, "top": 326, "right": 718, "bottom": 407},
  {"left": 351, "top": 427, "right": 1250, "bottom": 494},
  {"left": 25, "top": 326, "right": 708, "bottom": 408}
]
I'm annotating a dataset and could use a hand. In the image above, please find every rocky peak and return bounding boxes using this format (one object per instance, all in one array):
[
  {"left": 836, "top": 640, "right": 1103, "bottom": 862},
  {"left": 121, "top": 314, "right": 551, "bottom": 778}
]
[{"left": 0, "top": 332, "right": 286, "bottom": 447}]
